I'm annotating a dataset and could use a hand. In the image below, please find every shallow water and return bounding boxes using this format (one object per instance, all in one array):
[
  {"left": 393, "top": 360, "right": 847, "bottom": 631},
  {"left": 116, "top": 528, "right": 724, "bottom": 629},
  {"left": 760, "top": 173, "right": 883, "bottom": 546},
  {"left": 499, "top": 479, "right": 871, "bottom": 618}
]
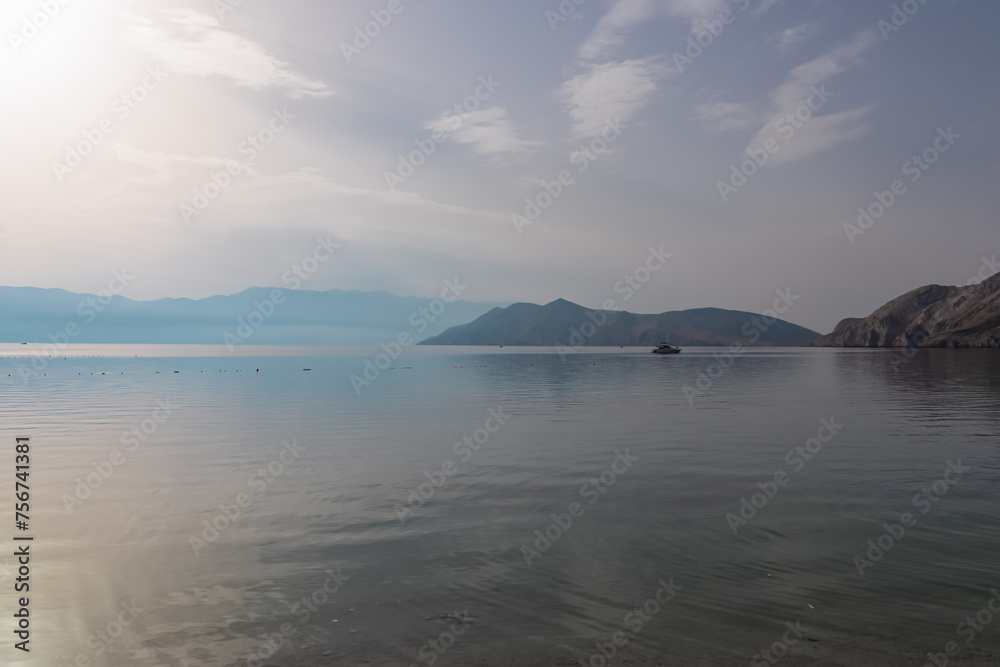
[{"left": 1, "top": 345, "right": 998, "bottom": 666}]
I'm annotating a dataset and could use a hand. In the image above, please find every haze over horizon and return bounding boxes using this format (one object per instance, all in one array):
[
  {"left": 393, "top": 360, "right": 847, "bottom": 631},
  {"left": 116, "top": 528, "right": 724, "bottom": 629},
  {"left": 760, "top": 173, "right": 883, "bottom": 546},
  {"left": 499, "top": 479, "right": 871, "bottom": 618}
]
[
  {"left": 3, "top": 4, "right": 1000, "bottom": 665},
  {"left": 2, "top": 0, "right": 996, "bottom": 334}
]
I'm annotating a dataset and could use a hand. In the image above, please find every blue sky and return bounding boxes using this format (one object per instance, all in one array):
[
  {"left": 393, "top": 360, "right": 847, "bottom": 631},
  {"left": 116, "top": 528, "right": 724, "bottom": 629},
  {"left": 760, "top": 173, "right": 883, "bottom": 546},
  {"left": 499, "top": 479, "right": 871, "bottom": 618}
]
[{"left": 0, "top": 0, "right": 995, "bottom": 332}]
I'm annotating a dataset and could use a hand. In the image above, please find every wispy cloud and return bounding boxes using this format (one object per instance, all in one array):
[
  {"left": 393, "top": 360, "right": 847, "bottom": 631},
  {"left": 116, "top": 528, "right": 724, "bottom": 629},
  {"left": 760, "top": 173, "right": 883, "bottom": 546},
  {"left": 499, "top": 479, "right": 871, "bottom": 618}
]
[
  {"left": 103, "top": 144, "right": 502, "bottom": 220},
  {"left": 108, "top": 143, "right": 233, "bottom": 194},
  {"left": 753, "top": 0, "right": 785, "bottom": 18},
  {"left": 738, "top": 29, "right": 880, "bottom": 165},
  {"left": 758, "top": 105, "right": 874, "bottom": 166},
  {"left": 693, "top": 100, "right": 762, "bottom": 133},
  {"left": 123, "top": 10, "right": 332, "bottom": 99},
  {"left": 578, "top": 0, "right": 785, "bottom": 61},
  {"left": 559, "top": 58, "right": 663, "bottom": 138},
  {"left": 425, "top": 107, "right": 539, "bottom": 159},
  {"left": 255, "top": 170, "right": 505, "bottom": 219},
  {"left": 577, "top": 0, "right": 660, "bottom": 62},
  {"left": 773, "top": 20, "right": 824, "bottom": 52},
  {"left": 769, "top": 29, "right": 878, "bottom": 110}
]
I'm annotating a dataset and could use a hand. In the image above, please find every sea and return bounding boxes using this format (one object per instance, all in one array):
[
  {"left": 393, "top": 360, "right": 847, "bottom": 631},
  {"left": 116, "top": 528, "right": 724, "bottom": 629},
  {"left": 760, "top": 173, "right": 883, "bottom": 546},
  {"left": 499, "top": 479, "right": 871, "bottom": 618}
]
[{"left": 0, "top": 344, "right": 998, "bottom": 667}]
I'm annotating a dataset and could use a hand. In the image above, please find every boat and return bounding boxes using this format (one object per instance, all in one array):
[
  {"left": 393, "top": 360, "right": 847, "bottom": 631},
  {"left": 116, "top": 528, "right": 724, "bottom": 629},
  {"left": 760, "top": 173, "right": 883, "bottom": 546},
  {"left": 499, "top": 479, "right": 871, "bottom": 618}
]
[{"left": 651, "top": 342, "right": 681, "bottom": 354}]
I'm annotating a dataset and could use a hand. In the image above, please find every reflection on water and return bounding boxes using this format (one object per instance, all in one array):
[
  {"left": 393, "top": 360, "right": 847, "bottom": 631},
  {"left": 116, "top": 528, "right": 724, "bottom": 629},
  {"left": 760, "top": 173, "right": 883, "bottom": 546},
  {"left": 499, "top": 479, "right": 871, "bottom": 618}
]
[{"left": 0, "top": 346, "right": 998, "bottom": 666}]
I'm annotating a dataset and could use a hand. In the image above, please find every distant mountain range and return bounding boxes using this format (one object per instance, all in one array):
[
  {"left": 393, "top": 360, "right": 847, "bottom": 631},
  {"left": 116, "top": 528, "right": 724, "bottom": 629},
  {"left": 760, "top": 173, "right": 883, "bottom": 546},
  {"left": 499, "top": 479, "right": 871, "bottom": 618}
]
[
  {"left": 815, "top": 273, "right": 1000, "bottom": 348},
  {"left": 0, "top": 286, "right": 507, "bottom": 346},
  {"left": 17, "top": 277, "right": 996, "bottom": 350},
  {"left": 420, "top": 298, "right": 821, "bottom": 347}
]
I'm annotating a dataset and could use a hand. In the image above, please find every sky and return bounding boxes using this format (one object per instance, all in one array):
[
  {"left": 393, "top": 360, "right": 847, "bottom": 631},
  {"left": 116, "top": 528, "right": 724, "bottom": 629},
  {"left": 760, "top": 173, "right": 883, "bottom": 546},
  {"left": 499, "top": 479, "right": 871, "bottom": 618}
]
[{"left": 0, "top": 0, "right": 996, "bottom": 333}]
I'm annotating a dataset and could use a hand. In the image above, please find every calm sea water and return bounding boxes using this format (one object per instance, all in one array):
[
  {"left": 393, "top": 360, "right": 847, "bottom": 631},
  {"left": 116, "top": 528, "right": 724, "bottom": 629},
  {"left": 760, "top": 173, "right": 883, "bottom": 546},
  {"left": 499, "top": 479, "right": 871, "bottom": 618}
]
[{"left": 0, "top": 345, "right": 998, "bottom": 667}]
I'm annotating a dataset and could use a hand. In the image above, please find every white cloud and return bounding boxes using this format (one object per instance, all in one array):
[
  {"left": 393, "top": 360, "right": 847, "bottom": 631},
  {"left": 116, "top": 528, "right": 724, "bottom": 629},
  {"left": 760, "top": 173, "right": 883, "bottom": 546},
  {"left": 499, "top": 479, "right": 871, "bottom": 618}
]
[
  {"left": 769, "top": 29, "right": 878, "bottom": 110},
  {"left": 425, "top": 107, "right": 539, "bottom": 158},
  {"left": 559, "top": 58, "right": 663, "bottom": 138},
  {"left": 577, "top": 0, "right": 659, "bottom": 62},
  {"left": 774, "top": 21, "right": 823, "bottom": 53},
  {"left": 238, "top": 170, "right": 505, "bottom": 219},
  {"left": 738, "top": 29, "right": 880, "bottom": 165},
  {"left": 578, "top": 0, "right": 787, "bottom": 61},
  {"left": 87, "top": 144, "right": 503, "bottom": 224},
  {"left": 695, "top": 30, "right": 878, "bottom": 159},
  {"left": 693, "top": 100, "right": 762, "bottom": 133},
  {"left": 108, "top": 143, "right": 232, "bottom": 193},
  {"left": 751, "top": 105, "right": 874, "bottom": 166},
  {"left": 124, "top": 10, "right": 332, "bottom": 99},
  {"left": 753, "top": 0, "right": 785, "bottom": 17}
]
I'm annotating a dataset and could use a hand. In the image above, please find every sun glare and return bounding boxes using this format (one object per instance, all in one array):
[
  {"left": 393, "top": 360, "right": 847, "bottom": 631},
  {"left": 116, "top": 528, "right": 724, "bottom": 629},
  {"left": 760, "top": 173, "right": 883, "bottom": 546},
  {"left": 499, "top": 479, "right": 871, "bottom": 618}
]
[{"left": 1, "top": 0, "right": 123, "bottom": 103}]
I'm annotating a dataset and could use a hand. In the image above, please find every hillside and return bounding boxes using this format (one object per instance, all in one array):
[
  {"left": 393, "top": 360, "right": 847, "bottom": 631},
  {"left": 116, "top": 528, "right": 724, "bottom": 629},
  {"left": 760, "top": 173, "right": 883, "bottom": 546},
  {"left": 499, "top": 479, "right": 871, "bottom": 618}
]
[
  {"left": 0, "top": 286, "right": 506, "bottom": 346},
  {"left": 814, "top": 273, "right": 1000, "bottom": 347},
  {"left": 420, "top": 299, "right": 821, "bottom": 347}
]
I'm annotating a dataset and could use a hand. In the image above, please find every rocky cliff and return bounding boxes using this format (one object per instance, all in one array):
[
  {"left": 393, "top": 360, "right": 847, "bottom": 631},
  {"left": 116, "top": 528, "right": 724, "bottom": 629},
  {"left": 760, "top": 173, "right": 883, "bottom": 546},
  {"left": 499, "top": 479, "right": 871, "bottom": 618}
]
[{"left": 814, "top": 273, "right": 1000, "bottom": 348}]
